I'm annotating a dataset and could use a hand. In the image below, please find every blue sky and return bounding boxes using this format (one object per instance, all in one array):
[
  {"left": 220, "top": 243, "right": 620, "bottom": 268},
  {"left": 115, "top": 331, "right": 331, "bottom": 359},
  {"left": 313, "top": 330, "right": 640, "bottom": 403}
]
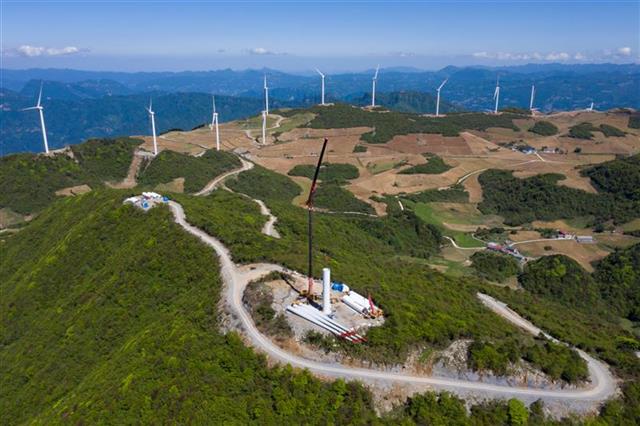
[{"left": 2, "top": 1, "right": 638, "bottom": 71}]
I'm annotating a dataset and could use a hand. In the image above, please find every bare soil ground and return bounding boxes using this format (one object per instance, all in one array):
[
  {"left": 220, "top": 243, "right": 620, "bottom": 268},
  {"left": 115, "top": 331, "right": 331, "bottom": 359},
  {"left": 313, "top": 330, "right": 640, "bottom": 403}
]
[
  {"left": 516, "top": 240, "right": 610, "bottom": 272},
  {"left": 463, "top": 173, "right": 484, "bottom": 202},
  {"left": 387, "top": 134, "right": 471, "bottom": 155},
  {"left": 154, "top": 177, "right": 185, "bottom": 193},
  {"left": 107, "top": 152, "right": 143, "bottom": 189},
  {"left": 54, "top": 184, "right": 92, "bottom": 197},
  {"left": 0, "top": 208, "right": 26, "bottom": 229}
]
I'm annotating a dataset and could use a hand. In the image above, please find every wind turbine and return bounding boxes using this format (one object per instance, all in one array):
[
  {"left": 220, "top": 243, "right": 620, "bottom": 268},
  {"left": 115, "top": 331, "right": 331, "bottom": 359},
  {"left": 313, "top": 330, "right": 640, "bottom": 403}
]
[
  {"left": 493, "top": 77, "right": 501, "bottom": 114},
  {"left": 22, "top": 82, "right": 49, "bottom": 153},
  {"left": 435, "top": 78, "right": 448, "bottom": 117},
  {"left": 316, "top": 68, "right": 326, "bottom": 105},
  {"left": 263, "top": 75, "right": 269, "bottom": 115},
  {"left": 529, "top": 84, "right": 536, "bottom": 111},
  {"left": 587, "top": 102, "right": 594, "bottom": 111},
  {"left": 371, "top": 65, "right": 380, "bottom": 107},
  {"left": 211, "top": 95, "right": 220, "bottom": 151},
  {"left": 261, "top": 110, "right": 267, "bottom": 145},
  {"left": 146, "top": 99, "right": 158, "bottom": 156}
]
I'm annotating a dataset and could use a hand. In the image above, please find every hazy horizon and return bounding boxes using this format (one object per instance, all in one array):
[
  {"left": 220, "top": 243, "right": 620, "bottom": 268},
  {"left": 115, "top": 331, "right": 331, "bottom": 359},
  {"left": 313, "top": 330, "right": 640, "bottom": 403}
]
[{"left": 2, "top": 1, "right": 638, "bottom": 72}]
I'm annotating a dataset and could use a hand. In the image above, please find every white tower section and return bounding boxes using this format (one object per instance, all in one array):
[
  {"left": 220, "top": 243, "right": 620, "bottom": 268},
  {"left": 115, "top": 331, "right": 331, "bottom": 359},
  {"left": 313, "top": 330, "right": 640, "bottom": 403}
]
[
  {"left": 493, "top": 78, "right": 500, "bottom": 114},
  {"left": 371, "top": 65, "right": 379, "bottom": 107},
  {"left": 529, "top": 84, "right": 535, "bottom": 111},
  {"left": 436, "top": 78, "right": 448, "bottom": 117},
  {"left": 261, "top": 110, "right": 267, "bottom": 145},
  {"left": 264, "top": 75, "right": 269, "bottom": 115},
  {"left": 147, "top": 99, "right": 158, "bottom": 156},
  {"left": 322, "top": 267, "right": 331, "bottom": 315},
  {"left": 212, "top": 96, "right": 220, "bottom": 151},
  {"left": 316, "top": 69, "right": 325, "bottom": 105}
]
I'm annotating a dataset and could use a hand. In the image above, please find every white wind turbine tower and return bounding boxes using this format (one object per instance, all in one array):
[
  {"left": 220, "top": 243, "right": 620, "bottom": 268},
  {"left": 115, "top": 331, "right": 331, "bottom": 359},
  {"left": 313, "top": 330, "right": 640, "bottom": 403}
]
[
  {"left": 263, "top": 75, "right": 270, "bottom": 115},
  {"left": 316, "top": 68, "right": 326, "bottom": 105},
  {"left": 146, "top": 99, "right": 158, "bottom": 156},
  {"left": 22, "top": 82, "right": 49, "bottom": 153},
  {"left": 371, "top": 65, "right": 380, "bottom": 107},
  {"left": 493, "top": 77, "right": 501, "bottom": 114},
  {"left": 211, "top": 95, "right": 220, "bottom": 151},
  {"left": 261, "top": 110, "right": 267, "bottom": 145},
  {"left": 529, "top": 84, "right": 536, "bottom": 111},
  {"left": 435, "top": 78, "right": 448, "bottom": 117}
]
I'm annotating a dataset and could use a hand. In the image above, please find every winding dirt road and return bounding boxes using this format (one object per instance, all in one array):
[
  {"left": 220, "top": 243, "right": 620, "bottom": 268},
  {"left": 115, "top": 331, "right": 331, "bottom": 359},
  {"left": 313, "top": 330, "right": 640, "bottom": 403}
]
[
  {"left": 195, "top": 158, "right": 280, "bottom": 238},
  {"left": 167, "top": 199, "right": 617, "bottom": 408}
]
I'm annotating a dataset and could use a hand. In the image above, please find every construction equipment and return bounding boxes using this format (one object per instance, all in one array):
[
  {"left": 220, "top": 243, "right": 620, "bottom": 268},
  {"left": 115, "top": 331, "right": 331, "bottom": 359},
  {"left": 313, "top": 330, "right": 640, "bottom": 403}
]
[{"left": 302, "top": 138, "right": 329, "bottom": 299}]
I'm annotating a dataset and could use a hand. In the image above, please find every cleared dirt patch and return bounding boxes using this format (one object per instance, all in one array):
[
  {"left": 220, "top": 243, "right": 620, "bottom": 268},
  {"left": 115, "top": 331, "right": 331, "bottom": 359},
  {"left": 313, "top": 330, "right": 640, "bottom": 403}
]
[
  {"left": 388, "top": 133, "right": 471, "bottom": 155},
  {"left": 463, "top": 173, "right": 484, "bottom": 203},
  {"left": 0, "top": 208, "right": 26, "bottom": 229},
  {"left": 154, "top": 177, "right": 185, "bottom": 193},
  {"left": 55, "top": 184, "right": 92, "bottom": 197},
  {"left": 516, "top": 240, "right": 610, "bottom": 272}
]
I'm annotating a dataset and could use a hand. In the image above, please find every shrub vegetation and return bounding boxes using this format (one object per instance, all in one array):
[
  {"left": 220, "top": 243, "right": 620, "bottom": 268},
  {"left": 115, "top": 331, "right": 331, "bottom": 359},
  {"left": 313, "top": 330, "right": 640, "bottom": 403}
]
[
  {"left": 599, "top": 124, "right": 626, "bottom": 137},
  {"left": 283, "top": 104, "right": 521, "bottom": 144},
  {"left": 288, "top": 162, "right": 359, "bottom": 183},
  {"left": 529, "top": 121, "right": 558, "bottom": 136},
  {"left": 0, "top": 137, "right": 141, "bottom": 215},
  {"left": 398, "top": 154, "right": 452, "bottom": 175},
  {"left": 470, "top": 251, "right": 520, "bottom": 282},
  {"left": 137, "top": 149, "right": 240, "bottom": 193},
  {"left": 477, "top": 169, "right": 638, "bottom": 226}
]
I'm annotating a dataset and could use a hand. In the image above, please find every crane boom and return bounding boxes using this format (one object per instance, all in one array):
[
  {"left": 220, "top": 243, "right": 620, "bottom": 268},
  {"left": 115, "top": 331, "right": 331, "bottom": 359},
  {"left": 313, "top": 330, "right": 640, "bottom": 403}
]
[{"left": 306, "top": 138, "right": 329, "bottom": 296}]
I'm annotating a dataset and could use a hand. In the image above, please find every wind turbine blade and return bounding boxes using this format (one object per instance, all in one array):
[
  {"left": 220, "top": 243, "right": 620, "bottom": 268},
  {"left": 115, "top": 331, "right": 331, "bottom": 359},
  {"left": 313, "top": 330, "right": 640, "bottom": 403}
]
[
  {"left": 438, "top": 78, "right": 448, "bottom": 90},
  {"left": 212, "top": 95, "right": 216, "bottom": 114},
  {"left": 315, "top": 68, "right": 324, "bottom": 77},
  {"left": 22, "top": 106, "right": 38, "bottom": 111},
  {"left": 37, "top": 82, "right": 43, "bottom": 107},
  {"left": 148, "top": 98, "right": 153, "bottom": 112},
  {"left": 374, "top": 65, "right": 380, "bottom": 79},
  {"left": 493, "top": 87, "right": 499, "bottom": 99}
]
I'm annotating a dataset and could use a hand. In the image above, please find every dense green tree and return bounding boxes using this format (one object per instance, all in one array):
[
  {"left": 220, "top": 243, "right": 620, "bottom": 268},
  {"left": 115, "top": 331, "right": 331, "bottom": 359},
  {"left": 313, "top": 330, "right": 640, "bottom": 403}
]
[
  {"left": 470, "top": 251, "right": 520, "bottom": 282},
  {"left": 137, "top": 149, "right": 240, "bottom": 193},
  {"left": 529, "top": 121, "right": 559, "bottom": 136}
]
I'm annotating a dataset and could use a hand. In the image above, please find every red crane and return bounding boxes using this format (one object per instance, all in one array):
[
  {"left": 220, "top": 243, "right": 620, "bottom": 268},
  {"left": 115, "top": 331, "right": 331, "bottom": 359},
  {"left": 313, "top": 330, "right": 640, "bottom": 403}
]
[{"left": 305, "top": 138, "right": 329, "bottom": 297}]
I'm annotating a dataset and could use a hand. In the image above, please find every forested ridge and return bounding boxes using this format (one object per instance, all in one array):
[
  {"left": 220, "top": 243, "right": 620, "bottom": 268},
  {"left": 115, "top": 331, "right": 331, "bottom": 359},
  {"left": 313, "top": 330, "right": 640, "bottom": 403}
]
[
  {"left": 137, "top": 149, "right": 240, "bottom": 193},
  {"left": 0, "top": 137, "right": 141, "bottom": 215},
  {"left": 478, "top": 169, "right": 639, "bottom": 226}
]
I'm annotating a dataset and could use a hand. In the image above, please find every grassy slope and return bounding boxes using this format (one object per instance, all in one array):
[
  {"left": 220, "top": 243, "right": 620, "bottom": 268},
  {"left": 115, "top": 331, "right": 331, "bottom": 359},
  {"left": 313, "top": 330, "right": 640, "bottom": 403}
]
[
  {"left": 0, "top": 137, "right": 141, "bottom": 215},
  {"left": 0, "top": 190, "right": 380, "bottom": 425},
  {"left": 137, "top": 149, "right": 240, "bottom": 193}
]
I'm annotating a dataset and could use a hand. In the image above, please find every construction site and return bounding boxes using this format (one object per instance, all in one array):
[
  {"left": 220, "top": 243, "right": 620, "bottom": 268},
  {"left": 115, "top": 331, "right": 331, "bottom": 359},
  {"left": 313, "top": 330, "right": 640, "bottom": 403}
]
[{"left": 256, "top": 137, "right": 385, "bottom": 344}]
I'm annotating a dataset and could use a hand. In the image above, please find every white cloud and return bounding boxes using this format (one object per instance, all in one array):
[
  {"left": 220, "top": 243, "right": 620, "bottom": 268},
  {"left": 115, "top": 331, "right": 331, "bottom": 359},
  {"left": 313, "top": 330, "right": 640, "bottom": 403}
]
[
  {"left": 617, "top": 47, "right": 632, "bottom": 56},
  {"left": 473, "top": 50, "right": 574, "bottom": 62},
  {"left": 10, "top": 45, "right": 86, "bottom": 57},
  {"left": 246, "top": 47, "right": 282, "bottom": 56},
  {"left": 388, "top": 51, "right": 416, "bottom": 57},
  {"left": 544, "top": 52, "right": 570, "bottom": 61}
]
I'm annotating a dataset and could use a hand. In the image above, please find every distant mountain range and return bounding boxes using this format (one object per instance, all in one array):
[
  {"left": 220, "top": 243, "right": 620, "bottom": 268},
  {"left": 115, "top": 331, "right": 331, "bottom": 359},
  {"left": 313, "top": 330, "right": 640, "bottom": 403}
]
[{"left": 1, "top": 63, "right": 638, "bottom": 155}]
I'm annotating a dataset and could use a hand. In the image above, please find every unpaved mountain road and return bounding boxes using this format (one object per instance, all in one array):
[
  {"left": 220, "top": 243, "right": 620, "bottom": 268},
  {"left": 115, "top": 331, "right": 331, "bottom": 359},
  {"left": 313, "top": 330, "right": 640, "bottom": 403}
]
[
  {"left": 195, "top": 158, "right": 280, "bottom": 238},
  {"left": 167, "top": 199, "right": 617, "bottom": 410}
]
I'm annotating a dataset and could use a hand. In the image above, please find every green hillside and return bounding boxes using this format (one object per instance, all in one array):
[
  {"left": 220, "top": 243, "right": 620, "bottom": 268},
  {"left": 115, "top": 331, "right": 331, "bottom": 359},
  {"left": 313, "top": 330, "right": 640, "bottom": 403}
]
[
  {"left": 478, "top": 169, "right": 639, "bottom": 226},
  {"left": 137, "top": 149, "right": 240, "bottom": 193},
  {"left": 0, "top": 190, "right": 380, "bottom": 424},
  {"left": 0, "top": 137, "right": 141, "bottom": 215},
  {"left": 175, "top": 168, "right": 590, "bottom": 380}
]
